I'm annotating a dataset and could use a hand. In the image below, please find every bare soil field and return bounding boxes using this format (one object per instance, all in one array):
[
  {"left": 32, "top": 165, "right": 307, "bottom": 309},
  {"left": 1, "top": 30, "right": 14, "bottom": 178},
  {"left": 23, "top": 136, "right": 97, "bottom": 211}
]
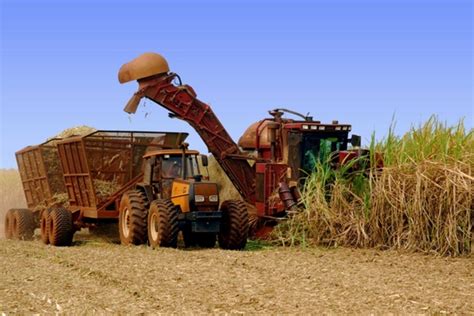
[{"left": 1, "top": 238, "right": 472, "bottom": 314}]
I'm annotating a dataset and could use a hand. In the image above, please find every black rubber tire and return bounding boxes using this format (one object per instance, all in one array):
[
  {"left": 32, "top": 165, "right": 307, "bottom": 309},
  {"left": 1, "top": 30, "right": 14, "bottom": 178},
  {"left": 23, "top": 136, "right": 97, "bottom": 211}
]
[
  {"left": 119, "top": 190, "right": 148, "bottom": 245},
  {"left": 13, "top": 209, "right": 35, "bottom": 240},
  {"left": 4, "top": 209, "right": 15, "bottom": 239},
  {"left": 147, "top": 199, "right": 179, "bottom": 248},
  {"left": 48, "top": 208, "right": 73, "bottom": 246},
  {"left": 40, "top": 209, "right": 51, "bottom": 244},
  {"left": 218, "top": 200, "right": 249, "bottom": 250},
  {"left": 196, "top": 233, "right": 216, "bottom": 248}
]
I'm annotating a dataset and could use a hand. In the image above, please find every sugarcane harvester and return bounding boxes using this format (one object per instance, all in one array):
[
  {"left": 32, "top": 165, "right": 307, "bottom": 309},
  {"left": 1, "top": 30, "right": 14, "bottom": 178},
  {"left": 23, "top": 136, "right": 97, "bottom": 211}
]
[{"left": 118, "top": 53, "right": 364, "bottom": 236}]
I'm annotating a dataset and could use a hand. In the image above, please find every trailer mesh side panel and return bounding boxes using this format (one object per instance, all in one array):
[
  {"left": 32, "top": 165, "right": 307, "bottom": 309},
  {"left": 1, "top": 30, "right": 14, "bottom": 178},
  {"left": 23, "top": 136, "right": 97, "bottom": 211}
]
[
  {"left": 15, "top": 140, "right": 67, "bottom": 210},
  {"left": 56, "top": 131, "right": 181, "bottom": 209},
  {"left": 57, "top": 141, "right": 96, "bottom": 208}
]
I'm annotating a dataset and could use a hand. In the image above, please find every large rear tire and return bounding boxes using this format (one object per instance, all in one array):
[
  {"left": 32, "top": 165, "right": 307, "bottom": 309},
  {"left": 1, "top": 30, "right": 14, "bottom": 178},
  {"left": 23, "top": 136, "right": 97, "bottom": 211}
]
[
  {"left": 147, "top": 199, "right": 179, "bottom": 249},
  {"left": 4, "top": 209, "right": 15, "bottom": 239},
  {"left": 40, "top": 209, "right": 51, "bottom": 244},
  {"left": 48, "top": 208, "right": 73, "bottom": 246},
  {"left": 119, "top": 190, "right": 148, "bottom": 245},
  {"left": 218, "top": 200, "right": 249, "bottom": 250}
]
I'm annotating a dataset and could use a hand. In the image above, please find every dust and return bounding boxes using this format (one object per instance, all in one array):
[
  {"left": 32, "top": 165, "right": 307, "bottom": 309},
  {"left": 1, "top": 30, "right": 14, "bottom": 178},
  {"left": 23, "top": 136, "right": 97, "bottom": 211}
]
[{"left": 0, "top": 169, "right": 27, "bottom": 238}]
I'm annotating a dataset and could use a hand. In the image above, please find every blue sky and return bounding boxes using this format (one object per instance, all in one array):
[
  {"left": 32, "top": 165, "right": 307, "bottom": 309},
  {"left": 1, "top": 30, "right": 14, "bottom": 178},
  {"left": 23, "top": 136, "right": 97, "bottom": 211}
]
[{"left": 1, "top": 0, "right": 472, "bottom": 168}]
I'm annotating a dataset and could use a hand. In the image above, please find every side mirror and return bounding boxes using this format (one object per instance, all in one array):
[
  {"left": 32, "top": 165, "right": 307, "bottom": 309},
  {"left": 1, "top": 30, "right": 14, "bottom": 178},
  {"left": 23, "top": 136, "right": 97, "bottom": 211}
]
[
  {"left": 350, "top": 135, "right": 361, "bottom": 148},
  {"left": 200, "top": 154, "right": 209, "bottom": 167}
]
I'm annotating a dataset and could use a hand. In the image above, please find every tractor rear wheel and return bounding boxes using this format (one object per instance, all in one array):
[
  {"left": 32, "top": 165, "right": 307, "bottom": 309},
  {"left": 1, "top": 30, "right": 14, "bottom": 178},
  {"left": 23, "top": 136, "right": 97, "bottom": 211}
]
[
  {"left": 147, "top": 199, "right": 179, "bottom": 248},
  {"left": 218, "top": 200, "right": 249, "bottom": 250},
  {"left": 40, "top": 209, "right": 51, "bottom": 244},
  {"left": 9, "top": 209, "right": 35, "bottom": 240},
  {"left": 48, "top": 208, "right": 74, "bottom": 246},
  {"left": 119, "top": 190, "right": 148, "bottom": 245},
  {"left": 4, "top": 209, "right": 15, "bottom": 239}
]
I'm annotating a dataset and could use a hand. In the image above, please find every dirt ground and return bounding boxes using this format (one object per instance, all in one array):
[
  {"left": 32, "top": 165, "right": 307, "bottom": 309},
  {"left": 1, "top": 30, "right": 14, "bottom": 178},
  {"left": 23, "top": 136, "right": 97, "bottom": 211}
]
[{"left": 0, "top": 237, "right": 472, "bottom": 314}]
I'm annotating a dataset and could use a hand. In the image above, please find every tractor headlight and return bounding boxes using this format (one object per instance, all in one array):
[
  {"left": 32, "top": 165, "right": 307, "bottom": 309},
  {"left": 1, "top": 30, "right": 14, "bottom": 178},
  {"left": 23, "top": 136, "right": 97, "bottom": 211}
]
[
  {"left": 195, "top": 195, "right": 205, "bottom": 203},
  {"left": 209, "top": 195, "right": 219, "bottom": 202}
]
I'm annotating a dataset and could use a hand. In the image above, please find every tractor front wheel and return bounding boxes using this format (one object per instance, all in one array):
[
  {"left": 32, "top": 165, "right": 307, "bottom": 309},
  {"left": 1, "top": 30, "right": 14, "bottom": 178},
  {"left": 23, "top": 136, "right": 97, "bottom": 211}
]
[
  {"left": 147, "top": 199, "right": 179, "bottom": 249},
  {"left": 119, "top": 190, "right": 148, "bottom": 245},
  {"left": 218, "top": 200, "right": 249, "bottom": 250}
]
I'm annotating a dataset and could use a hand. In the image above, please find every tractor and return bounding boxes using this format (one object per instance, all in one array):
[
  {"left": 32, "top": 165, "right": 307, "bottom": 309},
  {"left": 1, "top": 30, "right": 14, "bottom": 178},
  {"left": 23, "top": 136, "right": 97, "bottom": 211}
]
[{"left": 119, "top": 143, "right": 249, "bottom": 249}]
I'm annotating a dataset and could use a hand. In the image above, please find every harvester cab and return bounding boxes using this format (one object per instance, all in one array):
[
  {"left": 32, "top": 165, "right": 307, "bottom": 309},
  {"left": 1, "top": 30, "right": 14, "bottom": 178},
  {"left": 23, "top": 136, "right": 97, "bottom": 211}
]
[
  {"left": 119, "top": 142, "right": 249, "bottom": 250},
  {"left": 239, "top": 108, "right": 363, "bottom": 182}
]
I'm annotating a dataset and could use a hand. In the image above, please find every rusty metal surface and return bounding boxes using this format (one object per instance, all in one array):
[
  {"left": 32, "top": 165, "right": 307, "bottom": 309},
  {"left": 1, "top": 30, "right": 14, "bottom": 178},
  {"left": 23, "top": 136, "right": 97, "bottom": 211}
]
[
  {"left": 56, "top": 130, "right": 185, "bottom": 214},
  {"left": 15, "top": 139, "right": 66, "bottom": 210},
  {"left": 118, "top": 52, "right": 169, "bottom": 84},
  {"left": 122, "top": 73, "right": 257, "bottom": 205}
]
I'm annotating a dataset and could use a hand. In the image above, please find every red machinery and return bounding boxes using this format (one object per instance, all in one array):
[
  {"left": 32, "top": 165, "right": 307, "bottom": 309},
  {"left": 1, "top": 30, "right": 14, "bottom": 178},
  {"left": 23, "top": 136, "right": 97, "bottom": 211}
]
[{"left": 118, "top": 53, "right": 365, "bottom": 236}]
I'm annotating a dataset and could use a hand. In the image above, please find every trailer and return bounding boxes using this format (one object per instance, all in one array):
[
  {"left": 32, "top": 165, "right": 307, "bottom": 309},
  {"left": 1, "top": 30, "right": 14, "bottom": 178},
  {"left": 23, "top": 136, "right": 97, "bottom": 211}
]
[{"left": 4, "top": 130, "right": 187, "bottom": 246}]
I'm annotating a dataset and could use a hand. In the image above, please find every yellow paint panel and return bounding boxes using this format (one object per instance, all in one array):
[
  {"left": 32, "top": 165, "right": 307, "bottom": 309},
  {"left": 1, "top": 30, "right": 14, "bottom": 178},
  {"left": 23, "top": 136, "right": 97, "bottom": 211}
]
[{"left": 171, "top": 181, "right": 190, "bottom": 213}]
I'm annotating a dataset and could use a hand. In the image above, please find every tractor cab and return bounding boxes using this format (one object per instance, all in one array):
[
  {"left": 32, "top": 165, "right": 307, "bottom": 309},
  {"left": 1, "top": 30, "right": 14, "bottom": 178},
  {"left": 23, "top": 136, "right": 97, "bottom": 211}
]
[{"left": 141, "top": 146, "right": 219, "bottom": 213}]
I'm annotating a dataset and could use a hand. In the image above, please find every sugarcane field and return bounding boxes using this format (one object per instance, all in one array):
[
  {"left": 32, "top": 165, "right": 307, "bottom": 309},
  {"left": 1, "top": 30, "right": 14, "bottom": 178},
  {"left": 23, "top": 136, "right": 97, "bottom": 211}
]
[{"left": 1, "top": 0, "right": 472, "bottom": 314}]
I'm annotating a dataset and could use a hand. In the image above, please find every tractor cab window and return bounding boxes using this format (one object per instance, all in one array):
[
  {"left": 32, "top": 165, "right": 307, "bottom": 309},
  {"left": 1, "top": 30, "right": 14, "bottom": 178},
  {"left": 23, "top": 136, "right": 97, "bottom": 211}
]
[
  {"left": 162, "top": 156, "right": 183, "bottom": 178},
  {"left": 161, "top": 154, "right": 201, "bottom": 179},
  {"left": 187, "top": 155, "right": 201, "bottom": 177}
]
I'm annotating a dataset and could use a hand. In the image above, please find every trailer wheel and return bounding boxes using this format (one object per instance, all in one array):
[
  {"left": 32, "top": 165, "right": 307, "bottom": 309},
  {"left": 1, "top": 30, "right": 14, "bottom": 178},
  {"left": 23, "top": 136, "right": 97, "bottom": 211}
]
[
  {"left": 4, "top": 209, "right": 15, "bottom": 239},
  {"left": 119, "top": 190, "right": 148, "bottom": 245},
  {"left": 40, "top": 209, "right": 51, "bottom": 244},
  {"left": 197, "top": 233, "right": 216, "bottom": 248},
  {"left": 12, "top": 209, "right": 35, "bottom": 240},
  {"left": 48, "top": 208, "right": 73, "bottom": 246},
  {"left": 147, "top": 199, "right": 179, "bottom": 248},
  {"left": 218, "top": 200, "right": 249, "bottom": 250}
]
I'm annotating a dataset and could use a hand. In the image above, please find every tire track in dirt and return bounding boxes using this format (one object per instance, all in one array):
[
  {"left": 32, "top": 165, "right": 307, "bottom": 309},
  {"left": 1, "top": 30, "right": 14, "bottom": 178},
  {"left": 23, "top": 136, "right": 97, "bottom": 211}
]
[{"left": 1, "top": 239, "right": 473, "bottom": 314}]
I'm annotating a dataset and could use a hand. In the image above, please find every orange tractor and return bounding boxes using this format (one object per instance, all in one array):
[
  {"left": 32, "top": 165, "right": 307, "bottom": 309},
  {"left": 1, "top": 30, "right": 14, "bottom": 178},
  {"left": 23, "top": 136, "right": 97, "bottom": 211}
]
[{"left": 118, "top": 53, "right": 369, "bottom": 236}]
